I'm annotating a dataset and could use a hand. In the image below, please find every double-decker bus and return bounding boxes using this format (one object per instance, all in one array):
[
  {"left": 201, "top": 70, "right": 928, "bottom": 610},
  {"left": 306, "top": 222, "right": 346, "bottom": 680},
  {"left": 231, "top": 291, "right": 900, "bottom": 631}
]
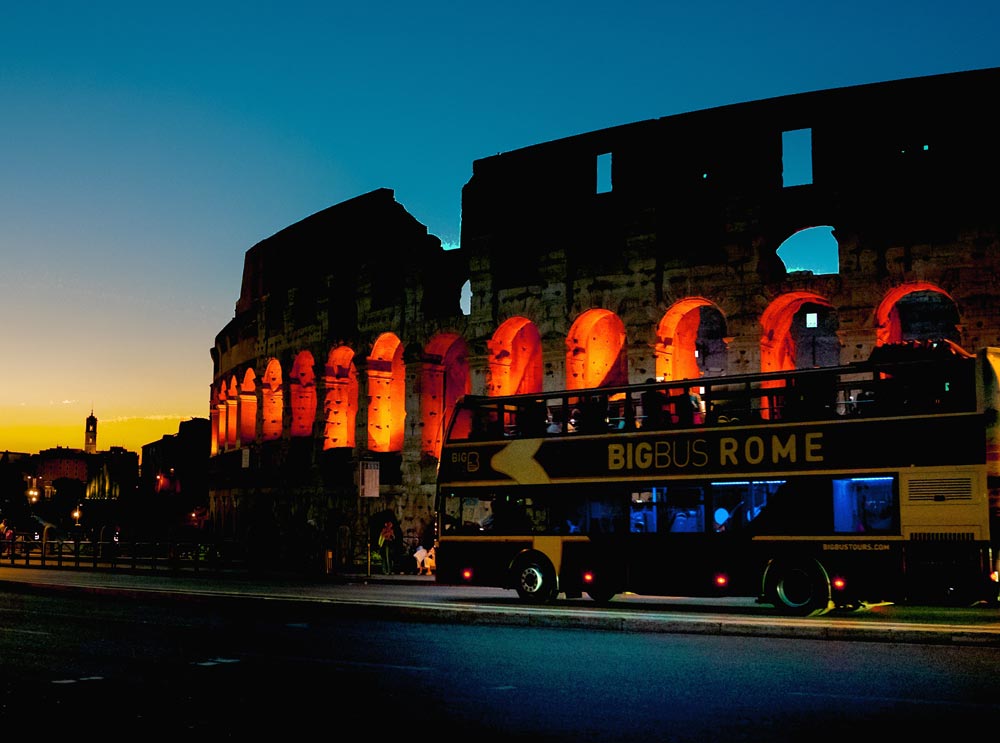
[{"left": 434, "top": 340, "right": 1000, "bottom": 615}]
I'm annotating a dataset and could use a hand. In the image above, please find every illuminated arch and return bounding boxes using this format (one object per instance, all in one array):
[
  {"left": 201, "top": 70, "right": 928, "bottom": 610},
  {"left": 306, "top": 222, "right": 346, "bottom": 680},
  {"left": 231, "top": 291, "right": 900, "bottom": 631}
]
[
  {"left": 238, "top": 368, "right": 257, "bottom": 445},
  {"left": 565, "top": 309, "right": 628, "bottom": 389},
  {"left": 289, "top": 351, "right": 317, "bottom": 438},
  {"left": 322, "top": 346, "right": 358, "bottom": 450},
  {"left": 760, "top": 291, "right": 836, "bottom": 373},
  {"left": 874, "top": 282, "right": 960, "bottom": 347},
  {"left": 421, "top": 333, "right": 471, "bottom": 459},
  {"left": 261, "top": 358, "right": 284, "bottom": 441},
  {"left": 654, "top": 297, "right": 727, "bottom": 381},
  {"left": 486, "top": 317, "right": 543, "bottom": 396},
  {"left": 367, "top": 333, "right": 406, "bottom": 453},
  {"left": 226, "top": 376, "right": 239, "bottom": 447},
  {"left": 210, "top": 384, "right": 223, "bottom": 456}
]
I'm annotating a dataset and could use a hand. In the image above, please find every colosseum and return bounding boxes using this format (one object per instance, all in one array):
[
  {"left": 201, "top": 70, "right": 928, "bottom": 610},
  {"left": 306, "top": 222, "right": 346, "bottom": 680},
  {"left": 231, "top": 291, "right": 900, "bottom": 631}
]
[{"left": 209, "top": 66, "right": 1000, "bottom": 572}]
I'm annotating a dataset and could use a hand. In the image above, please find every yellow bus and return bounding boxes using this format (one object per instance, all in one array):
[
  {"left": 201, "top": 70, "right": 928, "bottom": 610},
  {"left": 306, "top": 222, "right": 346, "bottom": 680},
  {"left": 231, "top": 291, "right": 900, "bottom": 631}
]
[{"left": 434, "top": 341, "right": 1000, "bottom": 615}]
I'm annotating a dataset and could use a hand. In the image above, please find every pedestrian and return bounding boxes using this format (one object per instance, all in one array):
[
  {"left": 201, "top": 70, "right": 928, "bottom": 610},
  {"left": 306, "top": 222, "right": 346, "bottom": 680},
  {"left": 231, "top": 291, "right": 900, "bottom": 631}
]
[{"left": 378, "top": 520, "right": 396, "bottom": 575}]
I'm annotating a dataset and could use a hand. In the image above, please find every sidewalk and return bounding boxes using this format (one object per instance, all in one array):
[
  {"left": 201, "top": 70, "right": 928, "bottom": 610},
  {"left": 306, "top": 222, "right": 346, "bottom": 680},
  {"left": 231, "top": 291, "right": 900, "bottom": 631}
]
[{"left": 1, "top": 564, "right": 999, "bottom": 647}]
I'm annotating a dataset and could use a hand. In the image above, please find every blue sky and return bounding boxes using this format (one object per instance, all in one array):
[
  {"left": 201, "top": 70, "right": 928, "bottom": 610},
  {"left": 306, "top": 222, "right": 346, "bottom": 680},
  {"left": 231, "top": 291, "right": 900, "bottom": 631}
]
[{"left": 2, "top": 1, "right": 998, "bottom": 455}]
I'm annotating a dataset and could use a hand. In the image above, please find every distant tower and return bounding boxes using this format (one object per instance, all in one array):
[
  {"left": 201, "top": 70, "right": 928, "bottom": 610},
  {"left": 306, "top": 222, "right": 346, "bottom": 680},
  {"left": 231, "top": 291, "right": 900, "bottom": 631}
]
[{"left": 85, "top": 409, "right": 97, "bottom": 454}]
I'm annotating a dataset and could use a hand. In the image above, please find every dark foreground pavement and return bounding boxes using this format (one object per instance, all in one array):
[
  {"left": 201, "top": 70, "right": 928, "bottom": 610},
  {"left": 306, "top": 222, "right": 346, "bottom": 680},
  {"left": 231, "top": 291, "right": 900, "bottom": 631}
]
[{"left": 2, "top": 565, "right": 999, "bottom": 647}]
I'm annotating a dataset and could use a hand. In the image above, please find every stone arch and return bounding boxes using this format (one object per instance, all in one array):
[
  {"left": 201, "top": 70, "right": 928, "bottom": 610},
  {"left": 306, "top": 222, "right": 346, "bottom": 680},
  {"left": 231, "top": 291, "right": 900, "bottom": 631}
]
[
  {"left": 760, "top": 291, "right": 838, "bottom": 373},
  {"left": 261, "top": 358, "right": 284, "bottom": 441},
  {"left": 238, "top": 368, "right": 257, "bottom": 445},
  {"left": 487, "top": 317, "right": 543, "bottom": 396},
  {"left": 226, "top": 376, "right": 239, "bottom": 447},
  {"left": 367, "top": 333, "right": 406, "bottom": 453},
  {"left": 566, "top": 309, "right": 628, "bottom": 389},
  {"left": 421, "top": 332, "right": 470, "bottom": 459},
  {"left": 322, "top": 346, "right": 358, "bottom": 450},
  {"left": 874, "top": 282, "right": 961, "bottom": 347},
  {"left": 654, "top": 297, "right": 728, "bottom": 381},
  {"left": 210, "top": 383, "right": 224, "bottom": 456},
  {"left": 289, "top": 351, "right": 317, "bottom": 438}
]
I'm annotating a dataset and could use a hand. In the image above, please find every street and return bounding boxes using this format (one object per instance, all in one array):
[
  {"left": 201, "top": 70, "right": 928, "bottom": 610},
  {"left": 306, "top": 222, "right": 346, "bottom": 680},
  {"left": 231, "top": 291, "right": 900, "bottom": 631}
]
[{"left": 0, "top": 578, "right": 997, "bottom": 738}]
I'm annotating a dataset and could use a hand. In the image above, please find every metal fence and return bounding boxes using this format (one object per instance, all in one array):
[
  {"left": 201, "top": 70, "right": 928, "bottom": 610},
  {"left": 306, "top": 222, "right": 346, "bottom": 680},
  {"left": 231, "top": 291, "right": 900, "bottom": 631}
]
[{"left": 1, "top": 533, "right": 244, "bottom": 574}]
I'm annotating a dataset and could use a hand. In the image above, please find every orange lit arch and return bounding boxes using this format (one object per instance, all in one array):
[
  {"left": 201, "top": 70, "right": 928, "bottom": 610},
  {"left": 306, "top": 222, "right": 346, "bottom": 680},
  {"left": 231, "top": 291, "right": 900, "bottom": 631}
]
[
  {"left": 421, "top": 333, "right": 470, "bottom": 459},
  {"left": 655, "top": 297, "right": 715, "bottom": 381},
  {"left": 367, "top": 333, "right": 405, "bottom": 453},
  {"left": 226, "top": 376, "right": 239, "bottom": 447},
  {"left": 487, "top": 317, "right": 543, "bottom": 396},
  {"left": 261, "top": 358, "right": 284, "bottom": 441},
  {"left": 323, "top": 346, "right": 358, "bottom": 450},
  {"left": 289, "top": 351, "right": 317, "bottom": 438},
  {"left": 874, "top": 281, "right": 958, "bottom": 347},
  {"left": 760, "top": 291, "right": 833, "bottom": 373},
  {"left": 566, "top": 309, "right": 628, "bottom": 389},
  {"left": 238, "top": 368, "right": 257, "bottom": 445}
]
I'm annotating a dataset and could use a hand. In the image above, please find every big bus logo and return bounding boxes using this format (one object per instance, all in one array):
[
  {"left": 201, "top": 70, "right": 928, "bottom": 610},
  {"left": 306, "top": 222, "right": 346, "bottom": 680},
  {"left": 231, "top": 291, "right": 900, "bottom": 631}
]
[{"left": 450, "top": 451, "right": 480, "bottom": 472}]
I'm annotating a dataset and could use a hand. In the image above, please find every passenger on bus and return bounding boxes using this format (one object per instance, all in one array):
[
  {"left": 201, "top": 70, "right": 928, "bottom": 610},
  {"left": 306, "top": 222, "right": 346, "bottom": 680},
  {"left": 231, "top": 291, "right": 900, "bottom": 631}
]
[{"left": 641, "top": 382, "right": 668, "bottom": 429}]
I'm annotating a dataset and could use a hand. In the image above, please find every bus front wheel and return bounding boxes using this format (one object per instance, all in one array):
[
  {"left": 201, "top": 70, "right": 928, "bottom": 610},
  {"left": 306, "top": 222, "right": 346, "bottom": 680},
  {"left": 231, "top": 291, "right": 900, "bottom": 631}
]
[
  {"left": 512, "top": 554, "right": 557, "bottom": 604},
  {"left": 763, "top": 558, "right": 833, "bottom": 617}
]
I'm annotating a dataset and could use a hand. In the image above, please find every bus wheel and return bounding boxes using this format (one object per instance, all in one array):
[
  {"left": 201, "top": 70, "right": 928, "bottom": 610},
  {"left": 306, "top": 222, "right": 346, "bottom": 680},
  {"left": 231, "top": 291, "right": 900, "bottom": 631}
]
[
  {"left": 763, "top": 559, "right": 833, "bottom": 617},
  {"left": 512, "top": 554, "right": 557, "bottom": 603}
]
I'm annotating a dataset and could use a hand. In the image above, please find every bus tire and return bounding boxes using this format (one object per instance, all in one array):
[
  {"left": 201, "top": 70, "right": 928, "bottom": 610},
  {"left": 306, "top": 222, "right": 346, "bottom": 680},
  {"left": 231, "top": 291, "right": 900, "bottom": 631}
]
[
  {"left": 763, "top": 558, "right": 833, "bottom": 617},
  {"left": 512, "top": 553, "right": 557, "bottom": 604},
  {"left": 587, "top": 588, "right": 617, "bottom": 604}
]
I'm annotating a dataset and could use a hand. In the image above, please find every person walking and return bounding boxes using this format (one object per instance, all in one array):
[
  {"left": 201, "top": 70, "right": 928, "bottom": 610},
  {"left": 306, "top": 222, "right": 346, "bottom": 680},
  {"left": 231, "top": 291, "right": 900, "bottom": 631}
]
[{"left": 378, "top": 520, "right": 396, "bottom": 574}]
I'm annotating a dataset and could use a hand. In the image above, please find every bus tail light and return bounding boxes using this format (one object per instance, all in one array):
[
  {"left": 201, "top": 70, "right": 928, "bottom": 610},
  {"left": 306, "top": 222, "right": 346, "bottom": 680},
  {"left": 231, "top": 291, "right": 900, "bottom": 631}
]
[
  {"left": 832, "top": 576, "right": 847, "bottom": 592},
  {"left": 714, "top": 573, "right": 728, "bottom": 588},
  {"left": 582, "top": 571, "right": 595, "bottom": 585},
  {"left": 990, "top": 569, "right": 999, "bottom": 584},
  {"left": 461, "top": 568, "right": 474, "bottom": 582}
]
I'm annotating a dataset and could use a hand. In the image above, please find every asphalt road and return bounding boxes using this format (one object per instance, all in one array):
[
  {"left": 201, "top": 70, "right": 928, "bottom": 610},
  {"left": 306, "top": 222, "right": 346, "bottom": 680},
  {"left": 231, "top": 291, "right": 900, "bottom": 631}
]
[{"left": 1, "top": 566, "right": 999, "bottom": 647}]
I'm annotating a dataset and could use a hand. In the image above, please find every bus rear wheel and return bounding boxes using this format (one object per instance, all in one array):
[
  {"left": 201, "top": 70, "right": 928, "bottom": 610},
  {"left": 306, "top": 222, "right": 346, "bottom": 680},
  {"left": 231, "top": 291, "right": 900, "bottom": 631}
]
[
  {"left": 512, "top": 554, "right": 557, "bottom": 603},
  {"left": 763, "top": 558, "right": 833, "bottom": 617}
]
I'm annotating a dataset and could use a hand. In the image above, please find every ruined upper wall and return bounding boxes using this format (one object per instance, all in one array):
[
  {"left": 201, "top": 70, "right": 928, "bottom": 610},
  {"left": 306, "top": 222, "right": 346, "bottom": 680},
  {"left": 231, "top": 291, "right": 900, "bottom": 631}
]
[{"left": 461, "top": 66, "right": 1000, "bottom": 282}]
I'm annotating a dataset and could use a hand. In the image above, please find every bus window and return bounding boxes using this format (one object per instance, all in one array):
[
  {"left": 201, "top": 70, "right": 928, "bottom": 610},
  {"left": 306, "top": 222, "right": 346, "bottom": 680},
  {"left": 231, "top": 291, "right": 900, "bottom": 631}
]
[
  {"left": 661, "top": 486, "right": 705, "bottom": 533},
  {"left": 832, "top": 476, "right": 896, "bottom": 533}
]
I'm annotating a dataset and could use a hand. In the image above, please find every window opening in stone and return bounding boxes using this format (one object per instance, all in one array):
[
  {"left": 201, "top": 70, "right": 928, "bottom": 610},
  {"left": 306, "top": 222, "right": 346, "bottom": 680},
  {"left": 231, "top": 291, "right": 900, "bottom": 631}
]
[
  {"left": 777, "top": 226, "right": 838, "bottom": 275},
  {"left": 460, "top": 279, "right": 471, "bottom": 315},
  {"left": 782, "top": 127, "right": 812, "bottom": 187},
  {"left": 261, "top": 358, "right": 284, "bottom": 441},
  {"left": 597, "top": 152, "right": 612, "bottom": 194}
]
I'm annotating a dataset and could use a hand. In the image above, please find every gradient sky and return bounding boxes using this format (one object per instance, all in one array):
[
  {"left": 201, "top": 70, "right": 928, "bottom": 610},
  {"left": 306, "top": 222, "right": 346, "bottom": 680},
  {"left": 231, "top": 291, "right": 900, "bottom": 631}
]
[{"left": 2, "top": 1, "right": 997, "bottom": 458}]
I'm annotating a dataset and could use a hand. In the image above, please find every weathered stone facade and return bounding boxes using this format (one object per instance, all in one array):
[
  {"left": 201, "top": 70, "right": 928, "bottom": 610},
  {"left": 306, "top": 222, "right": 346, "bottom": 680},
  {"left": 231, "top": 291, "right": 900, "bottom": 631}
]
[{"left": 209, "top": 67, "right": 1000, "bottom": 573}]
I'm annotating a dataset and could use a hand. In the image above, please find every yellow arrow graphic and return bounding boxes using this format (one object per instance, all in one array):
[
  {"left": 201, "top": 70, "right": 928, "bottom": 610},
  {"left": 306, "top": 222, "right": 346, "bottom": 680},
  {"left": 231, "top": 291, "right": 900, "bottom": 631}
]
[{"left": 490, "top": 438, "right": 550, "bottom": 484}]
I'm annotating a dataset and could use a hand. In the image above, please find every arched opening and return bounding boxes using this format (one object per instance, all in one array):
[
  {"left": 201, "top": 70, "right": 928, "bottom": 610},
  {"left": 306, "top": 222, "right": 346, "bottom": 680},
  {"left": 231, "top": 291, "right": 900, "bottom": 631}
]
[
  {"left": 261, "top": 358, "right": 284, "bottom": 441},
  {"left": 322, "top": 346, "right": 358, "bottom": 450},
  {"left": 760, "top": 292, "right": 838, "bottom": 373},
  {"left": 875, "top": 282, "right": 961, "bottom": 347},
  {"left": 238, "top": 368, "right": 257, "bottom": 445},
  {"left": 566, "top": 309, "right": 628, "bottom": 389},
  {"left": 487, "top": 317, "right": 543, "bottom": 396},
  {"left": 776, "top": 225, "right": 839, "bottom": 275},
  {"left": 367, "top": 333, "right": 405, "bottom": 453},
  {"left": 226, "top": 376, "right": 239, "bottom": 447},
  {"left": 210, "top": 384, "right": 223, "bottom": 456},
  {"left": 421, "top": 333, "right": 470, "bottom": 459},
  {"left": 654, "top": 298, "right": 728, "bottom": 381},
  {"left": 460, "top": 279, "right": 472, "bottom": 315},
  {"left": 289, "top": 351, "right": 317, "bottom": 438}
]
